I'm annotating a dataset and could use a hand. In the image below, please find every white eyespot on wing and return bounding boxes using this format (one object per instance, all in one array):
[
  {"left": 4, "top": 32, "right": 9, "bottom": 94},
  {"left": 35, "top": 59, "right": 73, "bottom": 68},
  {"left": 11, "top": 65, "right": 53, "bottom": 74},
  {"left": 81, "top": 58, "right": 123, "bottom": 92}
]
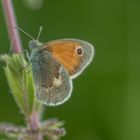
[{"left": 53, "top": 77, "right": 62, "bottom": 87}]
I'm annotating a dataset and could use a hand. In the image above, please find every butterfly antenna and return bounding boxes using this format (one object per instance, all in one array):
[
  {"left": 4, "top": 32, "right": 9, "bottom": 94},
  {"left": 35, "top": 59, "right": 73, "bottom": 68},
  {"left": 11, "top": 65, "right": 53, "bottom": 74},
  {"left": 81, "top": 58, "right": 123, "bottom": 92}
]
[
  {"left": 15, "top": 26, "right": 34, "bottom": 40},
  {"left": 36, "top": 26, "right": 43, "bottom": 41}
]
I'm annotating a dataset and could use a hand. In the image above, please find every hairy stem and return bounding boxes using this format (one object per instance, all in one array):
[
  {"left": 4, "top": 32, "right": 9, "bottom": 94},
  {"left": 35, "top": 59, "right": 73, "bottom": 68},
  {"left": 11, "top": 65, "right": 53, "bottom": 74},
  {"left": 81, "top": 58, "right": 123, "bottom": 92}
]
[
  {"left": 1, "top": 0, "right": 22, "bottom": 53},
  {"left": 27, "top": 112, "right": 40, "bottom": 132},
  {"left": 25, "top": 112, "right": 43, "bottom": 140}
]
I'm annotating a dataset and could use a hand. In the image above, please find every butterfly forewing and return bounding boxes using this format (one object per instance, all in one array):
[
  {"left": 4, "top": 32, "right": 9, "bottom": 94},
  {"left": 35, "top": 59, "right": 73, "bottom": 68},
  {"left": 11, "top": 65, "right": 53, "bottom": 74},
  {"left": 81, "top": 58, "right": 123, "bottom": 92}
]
[{"left": 43, "top": 39, "right": 94, "bottom": 79}]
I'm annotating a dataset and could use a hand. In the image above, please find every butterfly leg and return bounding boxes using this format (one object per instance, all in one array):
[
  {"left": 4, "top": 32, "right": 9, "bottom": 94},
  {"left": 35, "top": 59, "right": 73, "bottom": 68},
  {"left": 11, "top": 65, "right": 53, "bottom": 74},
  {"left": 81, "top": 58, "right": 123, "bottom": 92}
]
[
  {"left": 21, "top": 49, "right": 30, "bottom": 60},
  {"left": 18, "top": 53, "right": 31, "bottom": 73}
]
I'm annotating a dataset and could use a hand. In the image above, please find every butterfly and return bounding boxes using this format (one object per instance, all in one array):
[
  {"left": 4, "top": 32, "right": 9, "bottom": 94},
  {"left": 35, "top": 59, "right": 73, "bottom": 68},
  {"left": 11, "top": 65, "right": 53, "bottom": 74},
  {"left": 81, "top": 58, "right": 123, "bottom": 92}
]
[{"left": 17, "top": 27, "right": 95, "bottom": 106}]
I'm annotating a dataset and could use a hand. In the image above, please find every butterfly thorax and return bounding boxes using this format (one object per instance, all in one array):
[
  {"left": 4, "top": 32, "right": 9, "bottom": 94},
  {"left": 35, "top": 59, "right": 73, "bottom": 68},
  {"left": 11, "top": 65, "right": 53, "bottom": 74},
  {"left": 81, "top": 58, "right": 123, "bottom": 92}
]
[{"left": 29, "top": 40, "right": 42, "bottom": 50}]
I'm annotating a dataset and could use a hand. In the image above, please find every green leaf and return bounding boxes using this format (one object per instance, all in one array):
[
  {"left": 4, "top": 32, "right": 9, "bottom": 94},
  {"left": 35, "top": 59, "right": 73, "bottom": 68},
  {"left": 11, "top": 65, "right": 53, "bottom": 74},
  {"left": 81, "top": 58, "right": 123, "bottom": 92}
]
[{"left": 0, "top": 53, "right": 41, "bottom": 116}]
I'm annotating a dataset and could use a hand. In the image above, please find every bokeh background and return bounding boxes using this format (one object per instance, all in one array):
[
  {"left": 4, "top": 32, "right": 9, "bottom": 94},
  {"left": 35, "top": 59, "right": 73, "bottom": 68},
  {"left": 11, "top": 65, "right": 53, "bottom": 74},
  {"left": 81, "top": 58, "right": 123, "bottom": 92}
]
[{"left": 0, "top": 0, "right": 140, "bottom": 140}]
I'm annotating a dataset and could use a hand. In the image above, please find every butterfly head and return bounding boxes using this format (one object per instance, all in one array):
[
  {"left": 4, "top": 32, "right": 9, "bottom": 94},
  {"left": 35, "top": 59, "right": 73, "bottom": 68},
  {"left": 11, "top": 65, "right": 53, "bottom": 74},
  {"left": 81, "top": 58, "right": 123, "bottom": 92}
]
[
  {"left": 29, "top": 40, "right": 42, "bottom": 49},
  {"left": 15, "top": 26, "right": 43, "bottom": 50}
]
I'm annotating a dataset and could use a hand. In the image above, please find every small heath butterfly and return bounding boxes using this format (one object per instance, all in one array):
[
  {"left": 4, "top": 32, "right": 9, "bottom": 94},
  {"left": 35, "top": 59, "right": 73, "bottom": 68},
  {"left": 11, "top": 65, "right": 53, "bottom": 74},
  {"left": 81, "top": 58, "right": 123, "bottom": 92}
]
[{"left": 16, "top": 27, "right": 95, "bottom": 106}]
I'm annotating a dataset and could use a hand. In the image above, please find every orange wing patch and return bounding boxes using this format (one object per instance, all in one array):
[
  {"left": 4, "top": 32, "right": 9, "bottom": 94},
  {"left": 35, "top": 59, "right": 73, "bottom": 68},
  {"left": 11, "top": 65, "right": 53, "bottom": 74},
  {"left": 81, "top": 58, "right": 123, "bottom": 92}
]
[{"left": 44, "top": 41, "right": 83, "bottom": 75}]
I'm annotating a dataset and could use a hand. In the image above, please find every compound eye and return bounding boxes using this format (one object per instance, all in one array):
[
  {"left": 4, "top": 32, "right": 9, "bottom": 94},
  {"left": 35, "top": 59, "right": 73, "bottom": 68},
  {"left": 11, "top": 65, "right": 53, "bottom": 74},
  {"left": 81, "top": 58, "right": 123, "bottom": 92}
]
[{"left": 76, "top": 47, "right": 83, "bottom": 56}]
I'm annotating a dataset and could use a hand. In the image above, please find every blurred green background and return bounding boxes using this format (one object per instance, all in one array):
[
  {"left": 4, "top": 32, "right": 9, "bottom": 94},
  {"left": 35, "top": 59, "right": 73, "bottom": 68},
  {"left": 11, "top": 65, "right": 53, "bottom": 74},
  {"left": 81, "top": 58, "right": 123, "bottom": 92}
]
[{"left": 0, "top": 0, "right": 140, "bottom": 140}]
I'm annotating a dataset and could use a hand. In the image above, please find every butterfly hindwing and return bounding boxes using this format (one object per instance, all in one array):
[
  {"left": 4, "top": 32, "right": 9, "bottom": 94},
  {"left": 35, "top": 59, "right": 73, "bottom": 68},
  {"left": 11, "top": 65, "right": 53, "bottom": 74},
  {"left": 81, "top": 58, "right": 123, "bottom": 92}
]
[{"left": 30, "top": 47, "right": 73, "bottom": 106}]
